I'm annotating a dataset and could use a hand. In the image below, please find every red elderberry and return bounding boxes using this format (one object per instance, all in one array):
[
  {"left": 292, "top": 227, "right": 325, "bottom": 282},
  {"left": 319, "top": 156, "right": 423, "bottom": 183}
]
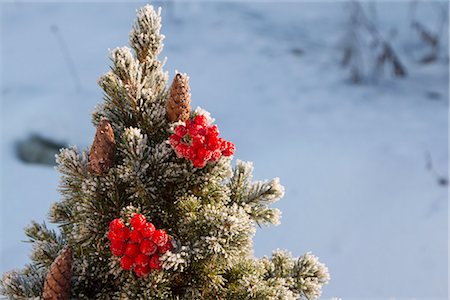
[
  {"left": 218, "top": 138, "right": 227, "bottom": 151},
  {"left": 196, "top": 147, "right": 208, "bottom": 161},
  {"left": 176, "top": 144, "right": 189, "bottom": 158},
  {"left": 211, "top": 150, "right": 221, "bottom": 162},
  {"left": 140, "top": 239, "right": 158, "bottom": 256},
  {"left": 186, "top": 147, "right": 196, "bottom": 160},
  {"left": 207, "top": 135, "right": 220, "bottom": 151},
  {"left": 116, "top": 227, "right": 131, "bottom": 240},
  {"left": 130, "top": 230, "right": 143, "bottom": 243},
  {"left": 193, "top": 158, "right": 207, "bottom": 169},
  {"left": 169, "top": 134, "right": 181, "bottom": 148},
  {"left": 152, "top": 230, "right": 168, "bottom": 247},
  {"left": 134, "top": 254, "right": 150, "bottom": 267},
  {"left": 207, "top": 124, "right": 219, "bottom": 137},
  {"left": 134, "top": 265, "right": 151, "bottom": 277},
  {"left": 169, "top": 114, "right": 235, "bottom": 169},
  {"left": 107, "top": 230, "right": 119, "bottom": 241},
  {"left": 140, "top": 222, "right": 155, "bottom": 238},
  {"left": 149, "top": 255, "right": 162, "bottom": 270},
  {"left": 193, "top": 114, "right": 208, "bottom": 127},
  {"left": 110, "top": 240, "right": 126, "bottom": 257},
  {"left": 192, "top": 136, "right": 206, "bottom": 148},
  {"left": 130, "top": 214, "right": 147, "bottom": 230},
  {"left": 109, "top": 219, "right": 125, "bottom": 232},
  {"left": 188, "top": 123, "right": 205, "bottom": 137},
  {"left": 222, "top": 141, "right": 235, "bottom": 157},
  {"left": 125, "top": 243, "right": 140, "bottom": 258},
  {"left": 108, "top": 215, "right": 174, "bottom": 276},
  {"left": 159, "top": 239, "right": 173, "bottom": 254},
  {"left": 108, "top": 226, "right": 130, "bottom": 242},
  {"left": 120, "top": 256, "right": 134, "bottom": 270},
  {"left": 174, "top": 125, "right": 187, "bottom": 137}
]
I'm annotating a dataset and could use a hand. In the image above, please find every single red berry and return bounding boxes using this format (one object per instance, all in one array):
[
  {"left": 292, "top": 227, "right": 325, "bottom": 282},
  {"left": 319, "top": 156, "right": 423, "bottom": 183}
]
[
  {"left": 196, "top": 148, "right": 211, "bottom": 162},
  {"left": 120, "top": 256, "right": 134, "bottom": 270},
  {"left": 140, "top": 239, "right": 158, "bottom": 255},
  {"left": 218, "top": 138, "right": 227, "bottom": 151},
  {"left": 176, "top": 144, "right": 189, "bottom": 158},
  {"left": 191, "top": 137, "right": 205, "bottom": 151},
  {"left": 125, "top": 243, "right": 140, "bottom": 258},
  {"left": 186, "top": 146, "right": 196, "bottom": 160},
  {"left": 198, "top": 127, "right": 207, "bottom": 136},
  {"left": 130, "top": 214, "right": 146, "bottom": 230},
  {"left": 193, "top": 158, "right": 207, "bottom": 168},
  {"left": 206, "top": 135, "right": 220, "bottom": 151},
  {"left": 130, "top": 230, "right": 143, "bottom": 243},
  {"left": 109, "top": 219, "right": 125, "bottom": 232},
  {"left": 188, "top": 123, "right": 204, "bottom": 137},
  {"left": 159, "top": 239, "right": 173, "bottom": 254},
  {"left": 110, "top": 240, "right": 126, "bottom": 257},
  {"left": 193, "top": 115, "right": 208, "bottom": 127},
  {"left": 140, "top": 222, "right": 155, "bottom": 238},
  {"left": 169, "top": 134, "right": 181, "bottom": 147},
  {"left": 210, "top": 150, "right": 221, "bottom": 162},
  {"left": 149, "top": 255, "right": 162, "bottom": 270},
  {"left": 204, "top": 150, "right": 212, "bottom": 161},
  {"left": 175, "top": 125, "right": 187, "bottom": 137},
  {"left": 134, "top": 253, "right": 150, "bottom": 267},
  {"left": 183, "top": 145, "right": 193, "bottom": 158},
  {"left": 207, "top": 125, "right": 219, "bottom": 137},
  {"left": 152, "top": 230, "right": 168, "bottom": 247},
  {"left": 197, "top": 147, "right": 207, "bottom": 161},
  {"left": 115, "top": 227, "right": 130, "bottom": 241},
  {"left": 222, "top": 142, "right": 235, "bottom": 156},
  {"left": 108, "top": 228, "right": 129, "bottom": 242},
  {"left": 107, "top": 230, "right": 119, "bottom": 241},
  {"left": 134, "top": 265, "right": 151, "bottom": 277}
]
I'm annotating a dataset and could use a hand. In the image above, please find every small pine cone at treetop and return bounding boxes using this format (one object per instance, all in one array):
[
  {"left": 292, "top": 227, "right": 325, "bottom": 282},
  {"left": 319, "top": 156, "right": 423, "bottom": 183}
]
[
  {"left": 89, "top": 119, "right": 116, "bottom": 175},
  {"left": 166, "top": 73, "right": 191, "bottom": 123},
  {"left": 42, "top": 246, "right": 73, "bottom": 300}
]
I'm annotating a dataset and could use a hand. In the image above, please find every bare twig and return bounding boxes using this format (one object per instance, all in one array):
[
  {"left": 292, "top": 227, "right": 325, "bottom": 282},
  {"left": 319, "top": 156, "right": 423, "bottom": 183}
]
[
  {"left": 410, "top": 1, "right": 448, "bottom": 64},
  {"left": 340, "top": 1, "right": 407, "bottom": 84},
  {"left": 50, "top": 24, "right": 83, "bottom": 92},
  {"left": 425, "top": 150, "right": 448, "bottom": 186}
]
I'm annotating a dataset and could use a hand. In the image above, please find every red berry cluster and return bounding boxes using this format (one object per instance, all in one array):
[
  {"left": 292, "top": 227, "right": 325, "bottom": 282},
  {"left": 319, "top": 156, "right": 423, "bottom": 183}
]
[
  {"left": 108, "top": 214, "right": 173, "bottom": 277},
  {"left": 169, "top": 114, "right": 235, "bottom": 168}
]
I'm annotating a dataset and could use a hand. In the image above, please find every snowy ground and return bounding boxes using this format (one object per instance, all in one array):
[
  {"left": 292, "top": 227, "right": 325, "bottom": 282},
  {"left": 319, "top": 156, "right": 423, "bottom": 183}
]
[{"left": 1, "top": 1, "right": 448, "bottom": 299}]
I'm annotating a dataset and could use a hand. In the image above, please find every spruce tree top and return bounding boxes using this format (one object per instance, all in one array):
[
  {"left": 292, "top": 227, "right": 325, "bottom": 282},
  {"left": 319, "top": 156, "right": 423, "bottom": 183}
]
[{"left": 1, "top": 5, "right": 329, "bottom": 299}]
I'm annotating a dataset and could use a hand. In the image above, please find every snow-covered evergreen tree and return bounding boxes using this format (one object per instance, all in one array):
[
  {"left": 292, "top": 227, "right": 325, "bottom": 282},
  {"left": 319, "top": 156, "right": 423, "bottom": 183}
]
[{"left": 1, "top": 5, "right": 329, "bottom": 299}]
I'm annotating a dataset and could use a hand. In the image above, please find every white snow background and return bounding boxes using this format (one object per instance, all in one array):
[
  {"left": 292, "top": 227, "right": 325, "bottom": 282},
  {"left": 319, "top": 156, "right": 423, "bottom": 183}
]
[{"left": 0, "top": 1, "right": 448, "bottom": 299}]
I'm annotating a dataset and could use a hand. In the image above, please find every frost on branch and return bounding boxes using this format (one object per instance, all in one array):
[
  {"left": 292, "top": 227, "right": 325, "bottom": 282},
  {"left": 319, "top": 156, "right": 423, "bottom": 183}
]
[
  {"left": 226, "top": 250, "right": 330, "bottom": 300},
  {"left": 229, "top": 160, "right": 284, "bottom": 225},
  {"left": 0, "top": 265, "right": 46, "bottom": 299},
  {"left": 94, "top": 5, "right": 168, "bottom": 137},
  {"left": 25, "top": 221, "right": 65, "bottom": 268},
  {"left": 293, "top": 252, "right": 330, "bottom": 299},
  {"left": 129, "top": 5, "right": 164, "bottom": 62}
]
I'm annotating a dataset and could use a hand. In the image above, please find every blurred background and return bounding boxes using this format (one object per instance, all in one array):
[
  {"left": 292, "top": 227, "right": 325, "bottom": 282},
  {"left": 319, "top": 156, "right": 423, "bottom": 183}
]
[{"left": 0, "top": 1, "right": 448, "bottom": 298}]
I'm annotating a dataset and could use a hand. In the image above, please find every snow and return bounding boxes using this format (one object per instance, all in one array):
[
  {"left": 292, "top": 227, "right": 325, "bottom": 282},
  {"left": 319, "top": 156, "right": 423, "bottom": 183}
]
[{"left": 1, "top": 1, "right": 448, "bottom": 299}]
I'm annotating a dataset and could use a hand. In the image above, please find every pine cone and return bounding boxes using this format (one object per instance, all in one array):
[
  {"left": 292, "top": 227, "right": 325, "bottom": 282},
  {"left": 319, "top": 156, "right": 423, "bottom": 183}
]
[
  {"left": 42, "top": 246, "right": 73, "bottom": 300},
  {"left": 166, "top": 73, "right": 191, "bottom": 123},
  {"left": 89, "top": 119, "right": 116, "bottom": 175}
]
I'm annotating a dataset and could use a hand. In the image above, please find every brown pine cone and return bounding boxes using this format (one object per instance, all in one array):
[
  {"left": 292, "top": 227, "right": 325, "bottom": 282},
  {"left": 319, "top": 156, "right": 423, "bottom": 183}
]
[
  {"left": 166, "top": 73, "right": 191, "bottom": 123},
  {"left": 42, "top": 246, "right": 73, "bottom": 300},
  {"left": 89, "top": 119, "right": 116, "bottom": 175}
]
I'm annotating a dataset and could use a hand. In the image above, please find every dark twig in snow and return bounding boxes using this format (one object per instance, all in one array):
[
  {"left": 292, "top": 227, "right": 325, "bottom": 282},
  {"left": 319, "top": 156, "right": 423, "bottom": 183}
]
[
  {"left": 50, "top": 24, "right": 83, "bottom": 92},
  {"left": 425, "top": 150, "right": 448, "bottom": 187}
]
